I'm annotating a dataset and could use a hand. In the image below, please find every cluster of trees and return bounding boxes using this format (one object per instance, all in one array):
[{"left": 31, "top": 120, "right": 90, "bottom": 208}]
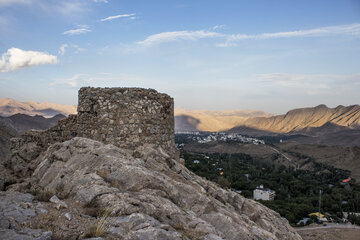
[{"left": 182, "top": 151, "right": 360, "bottom": 226}]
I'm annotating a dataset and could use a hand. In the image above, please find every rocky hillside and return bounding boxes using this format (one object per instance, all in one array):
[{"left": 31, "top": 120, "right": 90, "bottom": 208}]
[
  {"left": 1, "top": 137, "right": 302, "bottom": 240},
  {"left": 0, "top": 98, "right": 76, "bottom": 117}
]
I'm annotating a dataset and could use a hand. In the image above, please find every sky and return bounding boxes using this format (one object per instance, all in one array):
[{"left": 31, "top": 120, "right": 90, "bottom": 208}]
[{"left": 0, "top": 0, "right": 359, "bottom": 114}]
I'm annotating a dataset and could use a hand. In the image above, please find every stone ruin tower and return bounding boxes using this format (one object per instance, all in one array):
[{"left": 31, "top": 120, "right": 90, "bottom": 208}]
[
  {"left": 12, "top": 87, "right": 176, "bottom": 157},
  {"left": 76, "top": 87, "right": 175, "bottom": 152}
]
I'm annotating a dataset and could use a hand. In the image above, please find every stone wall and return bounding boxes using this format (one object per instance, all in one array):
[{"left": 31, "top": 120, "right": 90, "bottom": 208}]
[
  {"left": 76, "top": 87, "right": 174, "bottom": 151},
  {"left": 10, "top": 87, "right": 176, "bottom": 172}
]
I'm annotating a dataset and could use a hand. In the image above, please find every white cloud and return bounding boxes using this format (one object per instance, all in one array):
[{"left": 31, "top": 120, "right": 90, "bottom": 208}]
[
  {"left": 216, "top": 42, "right": 238, "bottom": 48},
  {"left": 58, "top": 44, "right": 68, "bottom": 56},
  {"left": 212, "top": 24, "right": 226, "bottom": 30},
  {"left": 63, "top": 26, "right": 91, "bottom": 35},
  {"left": 58, "top": 44, "right": 86, "bottom": 55},
  {"left": 220, "top": 23, "right": 360, "bottom": 47},
  {"left": 100, "top": 13, "right": 136, "bottom": 22},
  {"left": 93, "top": 0, "right": 108, "bottom": 3},
  {"left": 137, "top": 30, "right": 223, "bottom": 47},
  {"left": 135, "top": 23, "right": 360, "bottom": 48},
  {"left": 0, "top": 47, "right": 57, "bottom": 72},
  {"left": 0, "top": 0, "right": 32, "bottom": 7}
]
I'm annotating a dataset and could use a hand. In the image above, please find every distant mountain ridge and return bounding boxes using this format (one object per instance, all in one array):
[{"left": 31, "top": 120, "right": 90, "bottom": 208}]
[
  {"left": 1, "top": 98, "right": 359, "bottom": 139},
  {"left": 175, "top": 104, "right": 360, "bottom": 134},
  {"left": 175, "top": 108, "right": 274, "bottom": 132},
  {"left": 0, "top": 98, "right": 77, "bottom": 117},
  {"left": 236, "top": 104, "right": 360, "bottom": 134}
]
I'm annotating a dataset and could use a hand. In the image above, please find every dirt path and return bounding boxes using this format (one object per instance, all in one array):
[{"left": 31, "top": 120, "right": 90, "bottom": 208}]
[{"left": 297, "top": 226, "right": 360, "bottom": 240}]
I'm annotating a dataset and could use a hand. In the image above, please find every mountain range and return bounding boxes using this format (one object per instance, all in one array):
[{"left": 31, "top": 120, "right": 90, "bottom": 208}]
[
  {"left": 177, "top": 104, "right": 360, "bottom": 146},
  {"left": 0, "top": 98, "right": 76, "bottom": 117},
  {"left": 176, "top": 104, "right": 360, "bottom": 134},
  {"left": 174, "top": 108, "right": 274, "bottom": 132},
  {"left": 1, "top": 97, "right": 359, "bottom": 146}
]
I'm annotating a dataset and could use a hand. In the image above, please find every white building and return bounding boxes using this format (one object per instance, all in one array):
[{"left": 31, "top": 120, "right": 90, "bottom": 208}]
[{"left": 253, "top": 185, "right": 275, "bottom": 201}]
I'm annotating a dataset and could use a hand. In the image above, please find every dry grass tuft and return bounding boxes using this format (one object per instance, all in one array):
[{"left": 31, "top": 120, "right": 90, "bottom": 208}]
[{"left": 84, "top": 208, "right": 112, "bottom": 238}]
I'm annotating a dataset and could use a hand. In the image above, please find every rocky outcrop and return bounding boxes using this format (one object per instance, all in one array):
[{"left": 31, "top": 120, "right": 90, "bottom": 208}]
[
  {"left": 0, "top": 191, "right": 52, "bottom": 240},
  {"left": 16, "top": 137, "right": 301, "bottom": 240}
]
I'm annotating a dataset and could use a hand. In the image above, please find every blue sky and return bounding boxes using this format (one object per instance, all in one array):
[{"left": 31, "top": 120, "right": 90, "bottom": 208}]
[{"left": 0, "top": 0, "right": 359, "bottom": 114}]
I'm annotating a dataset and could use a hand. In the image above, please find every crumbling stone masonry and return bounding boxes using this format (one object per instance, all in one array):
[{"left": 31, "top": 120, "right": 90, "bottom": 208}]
[
  {"left": 10, "top": 87, "right": 176, "bottom": 176},
  {"left": 76, "top": 87, "right": 175, "bottom": 151}
]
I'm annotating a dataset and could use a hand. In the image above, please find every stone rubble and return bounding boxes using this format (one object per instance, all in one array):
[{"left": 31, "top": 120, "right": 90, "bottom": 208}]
[
  {"left": 49, "top": 195, "right": 68, "bottom": 209},
  {"left": 64, "top": 212, "right": 73, "bottom": 221}
]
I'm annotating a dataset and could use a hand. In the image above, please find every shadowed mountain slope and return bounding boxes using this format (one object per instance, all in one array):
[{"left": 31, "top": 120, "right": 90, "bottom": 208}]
[{"left": 5, "top": 113, "right": 66, "bottom": 134}]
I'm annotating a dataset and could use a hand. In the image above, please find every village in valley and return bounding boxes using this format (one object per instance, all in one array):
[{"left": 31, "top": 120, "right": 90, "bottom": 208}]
[
  {"left": 176, "top": 132, "right": 360, "bottom": 228},
  {"left": 175, "top": 132, "right": 265, "bottom": 148}
]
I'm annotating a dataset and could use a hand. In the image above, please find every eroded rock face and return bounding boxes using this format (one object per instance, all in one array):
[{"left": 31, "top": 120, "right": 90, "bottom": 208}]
[{"left": 28, "top": 137, "right": 302, "bottom": 240}]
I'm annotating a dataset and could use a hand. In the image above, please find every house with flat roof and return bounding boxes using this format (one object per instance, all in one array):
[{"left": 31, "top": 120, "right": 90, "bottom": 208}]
[{"left": 253, "top": 185, "right": 275, "bottom": 201}]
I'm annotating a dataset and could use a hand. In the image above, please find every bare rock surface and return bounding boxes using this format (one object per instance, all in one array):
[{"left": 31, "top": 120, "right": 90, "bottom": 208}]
[
  {"left": 0, "top": 191, "right": 52, "bottom": 240},
  {"left": 25, "top": 137, "right": 302, "bottom": 240}
]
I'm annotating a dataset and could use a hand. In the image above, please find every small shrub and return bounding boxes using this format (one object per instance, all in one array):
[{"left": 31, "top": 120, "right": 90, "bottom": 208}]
[
  {"left": 54, "top": 183, "right": 70, "bottom": 199},
  {"left": 84, "top": 208, "right": 112, "bottom": 238},
  {"left": 19, "top": 182, "right": 32, "bottom": 192},
  {"left": 32, "top": 190, "right": 54, "bottom": 202},
  {"left": 132, "top": 150, "right": 142, "bottom": 159},
  {"left": 55, "top": 183, "right": 64, "bottom": 195},
  {"left": 97, "top": 169, "right": 122, "bottom": 189},
  {"left": 83, "top": 199, "right": 107, "bottom": 218},
  {"left": 96, "top": 169, "right": 109, "bottom": 180},
  {"left": 217, "top": 177, "right": 230, "bottom": 189}
]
